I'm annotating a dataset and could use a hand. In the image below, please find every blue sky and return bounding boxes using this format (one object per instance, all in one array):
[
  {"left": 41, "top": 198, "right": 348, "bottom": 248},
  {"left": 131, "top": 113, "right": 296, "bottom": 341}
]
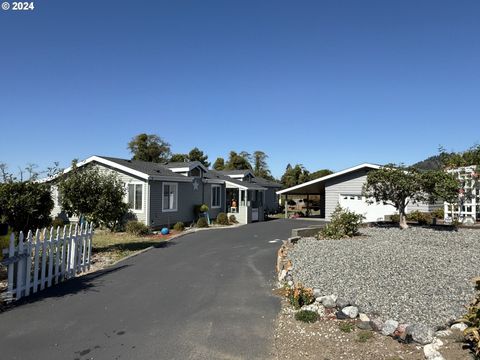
[{"left": 1, "top": 0, "right": 479, "bottom": 178}]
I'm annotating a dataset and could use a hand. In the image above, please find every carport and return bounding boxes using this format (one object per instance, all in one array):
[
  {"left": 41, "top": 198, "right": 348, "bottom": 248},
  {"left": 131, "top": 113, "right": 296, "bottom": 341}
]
[{"left": 277, "top": 179, "right": 326, "bottom": 219}]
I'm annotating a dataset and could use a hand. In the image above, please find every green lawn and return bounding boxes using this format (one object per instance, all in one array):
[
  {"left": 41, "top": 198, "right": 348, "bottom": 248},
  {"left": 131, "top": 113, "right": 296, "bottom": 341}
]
[{"left": 92, "top": 230, "right": 175, "bottom": 262}]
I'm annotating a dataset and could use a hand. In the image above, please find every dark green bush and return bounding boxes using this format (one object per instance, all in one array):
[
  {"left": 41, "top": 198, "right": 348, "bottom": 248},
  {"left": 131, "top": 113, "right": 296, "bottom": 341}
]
[
  {"left": 51, "top": 217, "right": 65, "bottom": 229},
  {"left": 229, "top": 214, "right": 237, "bottom": 223},
  {"left": 173, "top": 222, "right": 185, "bottom": 231},
  {"left": 431, "top": 208, "right": 445, "bottom": 219},
  {"left": 196, "top": 217, "right": 209, "bottom": 228},
  {"left": 407, "top": 211, "right": 432, "bottom": 225},
  {"left": 295, "top": 310, "right": 319, "bottom": 323},
  {"left": 194, "top": 204, "right": 209, "bottom": 216},
  {"left": 125, "top": 220, "right": 149, "bottom": 236},
  {"left": 319, "top": 205, "right": 364, "bottom": 239},
  {"left": 389, "top": 214, "right": 400, "bottom": 223},
  {"left": 216, "top": 212, "right": 229, "bottom": 225},
  {"left": 0, "top": 182, "right": 53, "bottom": 233}
]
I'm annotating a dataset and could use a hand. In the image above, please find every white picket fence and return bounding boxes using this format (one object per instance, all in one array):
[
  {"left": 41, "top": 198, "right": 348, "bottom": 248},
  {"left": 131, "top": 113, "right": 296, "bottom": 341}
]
[{"left": 0, "top": 223, "right": 93, "bottom": 302}]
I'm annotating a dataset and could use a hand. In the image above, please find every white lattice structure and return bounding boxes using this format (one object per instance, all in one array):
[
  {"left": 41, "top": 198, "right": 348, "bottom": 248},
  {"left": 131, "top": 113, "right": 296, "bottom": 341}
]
[{"left": 444, "top": 165, "right": 480, "bottom": 223}]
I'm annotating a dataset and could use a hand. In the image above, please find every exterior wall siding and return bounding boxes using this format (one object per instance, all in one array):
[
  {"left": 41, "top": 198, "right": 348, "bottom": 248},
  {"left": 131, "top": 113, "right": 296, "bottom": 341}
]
[
  {"left": 149, "top": 180, "right": 226, "bottom": 228},
  {"left": 324, "top": 169, "right": 370, "bottom": 221},
  {"left": 264, "top": 187, "right": 281, "bottom": 213}
]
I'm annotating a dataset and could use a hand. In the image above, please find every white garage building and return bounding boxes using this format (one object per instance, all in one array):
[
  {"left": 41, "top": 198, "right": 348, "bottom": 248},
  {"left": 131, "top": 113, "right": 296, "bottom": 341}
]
[{"left": 277, "top": 163, "right": 437, "bottom": 222}]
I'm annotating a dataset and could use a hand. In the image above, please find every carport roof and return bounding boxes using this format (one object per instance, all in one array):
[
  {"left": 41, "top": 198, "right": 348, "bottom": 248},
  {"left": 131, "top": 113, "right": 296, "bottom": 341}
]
[{"left": 276, "top": 163, "right": 381, "bottom": 195}]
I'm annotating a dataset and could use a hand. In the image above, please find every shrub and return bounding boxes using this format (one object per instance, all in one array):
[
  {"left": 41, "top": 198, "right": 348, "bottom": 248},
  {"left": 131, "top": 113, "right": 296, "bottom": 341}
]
[
  {"left": 229, "top": 214, "right": 237, "bottom": 223},
  {"left": 286, "top": 284, "right": 314, "bottom": 309},
  {"left": 462, "top": 279, "right": 480, "bottom": 357},
  {"left": 338, "top": 321, "right": 355, "bottom": 333},
  {"left": 125, "top": 220, "right": 149, "bottom": 236},
  {"left": 173, "top": 222, "right": 185, "bottom": 232},
  {"left": 295, "top": 310, "right": 319, "bottom": 323},
  {"left": 407, "top": 211, "right": 432, "bottom": 225},
  {"left": 51, "top": 217, "right": 65, "bottom": 229},
  {"left": 389, "top": 214, "right": 400, "bottom": 223},
  {"left": 216, "top": 212, "right": 229, "bottom": 225},
  {"left": 319, "top": 205, "right": 364, "bottom": 239},
  {"left": 0, "top": 182, "right": 53, "bottom": 233},
  {"left": 196, "top": 217, "right": 209, "bottom": 228},
  {"left": 194, "top": 204, "right": 209, "bottom": 215},
  {"left": 432, "top": 208, "right": 445, "bottom": 219}
]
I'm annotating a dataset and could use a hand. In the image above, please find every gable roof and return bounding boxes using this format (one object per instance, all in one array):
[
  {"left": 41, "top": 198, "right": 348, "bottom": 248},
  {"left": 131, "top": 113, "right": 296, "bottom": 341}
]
[
  {"left": 276, "top": 163, "right": 381, "bottom": 195},
  {"left": 218, "top": 169, "right": 254, "bottom": 177},
  {"left": 205, "top": 170, "right": 266, "bottom": 190},
  {"left": 42, "top": 156, "right": 194, "bottom": 182},
  {"left": 252, "top": 177, "right": 282, "bottom": 188},
  {"left": 163, "top": 161, "right": 208, "bottom": 172}
]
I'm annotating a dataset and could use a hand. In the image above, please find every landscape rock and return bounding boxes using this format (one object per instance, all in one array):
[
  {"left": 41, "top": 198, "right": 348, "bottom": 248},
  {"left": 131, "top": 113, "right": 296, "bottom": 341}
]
[
  {"left": 407, "top": 324, "right": 434, "bottom": 345},
  {"left": 316, "top": 304, "right": 326, "bottom": 317},
  {"left": 356, "top": 321, "right": 373, "bottom": 330},
  {"left": 393, "top": 323, "right": 409, "bottom": 341},
  {"left": 423, "top": 339, "right": 445, "bottom": 360},
  {"left": 301, "top": 304, "right": 319, "bottom": 313},
  {"left": 336, "top": 297, "right": 350, "bottom": 309},
  {"left": 320, "top": 295, "right": 337, "bottom": 308},
  {"left": 313, "top": 288, "right": 322, "bottom": 298},
  {"left": 358, "top": 313, "right": 370, "bottom": 322},
  {"left": 423, "top": 346, "right": 445, "bottom": 360},
  {"left": 450, "top": 323, "right": 467, "bottom": 332},
  {"left": 381, "top": 319, "right": 399, "bottom": 336},
  {"left": 341, "top": 306, "right": 359, "bottom": 319},
  {"left": 435, "top": 330, "right": 452, "bottom": 338},
  {"left": 370, "top": 317, "right": 383, "bottom": 332},
  {"left": 336, "top": 311, "right": 349, "bottom": 320}
]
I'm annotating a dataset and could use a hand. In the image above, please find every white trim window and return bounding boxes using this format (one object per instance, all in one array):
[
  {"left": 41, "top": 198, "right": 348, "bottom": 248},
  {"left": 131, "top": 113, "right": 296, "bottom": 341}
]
[
  {"left": 162, "top": 182, "right": 178, "bottom": 212},
  {"left": 211, "top": 185, "right": 221, "bottom": 208},
  {"left": 128, "top": 183, "right": 143, "bottom": 211}
]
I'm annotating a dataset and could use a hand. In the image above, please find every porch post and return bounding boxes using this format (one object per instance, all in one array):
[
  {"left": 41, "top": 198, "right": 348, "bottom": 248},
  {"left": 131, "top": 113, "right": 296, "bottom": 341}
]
[
  {"left": 285, "top": 194, "right": 288, "bottom": 218},
  {"left": 307, "top": 194, "right": 310, "bottom": 217}
]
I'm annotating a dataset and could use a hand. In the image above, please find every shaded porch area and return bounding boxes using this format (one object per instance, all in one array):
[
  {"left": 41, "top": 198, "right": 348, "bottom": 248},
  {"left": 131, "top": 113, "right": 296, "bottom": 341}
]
[{"left": 277, "top": 181, "right": 326, "bottom": 219}]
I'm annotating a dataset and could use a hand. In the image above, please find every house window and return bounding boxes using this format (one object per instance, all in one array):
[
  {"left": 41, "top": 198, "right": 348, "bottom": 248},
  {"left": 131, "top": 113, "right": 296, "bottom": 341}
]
[
  {"left": 162, "top": 182, "right": 178, "bottom": 212},
  {"left": 128, "top": 184, "right": 143, "bottom": 211},
  {"left": 211, "top": 185, "right": 221, "bottom": 208}
]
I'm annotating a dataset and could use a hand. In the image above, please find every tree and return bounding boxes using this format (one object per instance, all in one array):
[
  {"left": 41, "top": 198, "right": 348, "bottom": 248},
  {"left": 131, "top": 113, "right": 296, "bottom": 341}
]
[
  {"left": 170, "top": 153, "right": 188, "bottom": 163},
  {"left": 213, "top": 157, "right": 225, "bottom": 171},
  {"left": 188, "top": 147, "right": 210, "bottom": 167},
  {"left": 225, "top": 151, "right": 252, "bottom": 170},
  {"left": 309, "top": 169, "right": 333, "bottom": 180},
  {"left": 253, "top": 151, "right": 274, "bottom": 180},
  {"left": 439, "top": 144, "right": 480, "bottom": 168},
  {"left": 363, "top": 164, "right": 424, "bottom": 229},
  {"left": 0, "top": 182, "right": 53, "bottom": 233},
  {"left": 280, "top": 164, "right": 310, "bottom": 188},
  {"left": 59, "top": 164, "right": 129, "bottom": 231},
  {"left": 420, "top": 170, "right": 460, "bottom": 205},
  {"left": 127, "top": 133, "right": 171, "bottom": 163}
]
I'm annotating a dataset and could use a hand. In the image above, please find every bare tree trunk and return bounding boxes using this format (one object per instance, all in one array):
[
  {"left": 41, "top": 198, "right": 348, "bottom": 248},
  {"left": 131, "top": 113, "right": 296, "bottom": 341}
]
[{"left": 399, "top": 206, "right": 408, "bottom": 229}]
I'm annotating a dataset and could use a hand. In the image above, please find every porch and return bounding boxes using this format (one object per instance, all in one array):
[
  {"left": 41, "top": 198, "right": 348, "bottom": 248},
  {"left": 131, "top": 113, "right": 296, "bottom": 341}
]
[{"left": 226, "top": 185, "right": 266, "bottom": 224}]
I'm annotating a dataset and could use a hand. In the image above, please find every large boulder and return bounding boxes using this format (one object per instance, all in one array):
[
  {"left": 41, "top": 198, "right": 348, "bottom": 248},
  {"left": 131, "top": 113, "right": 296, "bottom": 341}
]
[{"left": 406, "top": 324, "right": 434, "bottom": 345}]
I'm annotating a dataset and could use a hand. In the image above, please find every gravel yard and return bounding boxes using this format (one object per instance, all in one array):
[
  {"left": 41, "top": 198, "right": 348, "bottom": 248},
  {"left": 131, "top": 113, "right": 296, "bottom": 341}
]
[{"left": 289, "top": 226, "right": 480, "bottom": 329}]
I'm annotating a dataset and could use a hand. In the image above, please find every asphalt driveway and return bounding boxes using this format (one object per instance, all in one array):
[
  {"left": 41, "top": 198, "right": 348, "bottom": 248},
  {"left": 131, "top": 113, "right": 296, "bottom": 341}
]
[{"left": 0, "top": 219, "right": 314, "bottom": 360}]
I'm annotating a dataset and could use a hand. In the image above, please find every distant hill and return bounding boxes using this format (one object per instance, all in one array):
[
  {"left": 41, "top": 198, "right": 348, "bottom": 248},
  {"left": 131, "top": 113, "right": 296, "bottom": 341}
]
[{"left": 411, "top": 155, "right": 443, "bottom": 170}]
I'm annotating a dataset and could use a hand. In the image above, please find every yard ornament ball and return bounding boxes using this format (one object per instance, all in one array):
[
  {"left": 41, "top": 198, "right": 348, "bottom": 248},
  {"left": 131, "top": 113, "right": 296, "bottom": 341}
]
[{"left": 161, "top": 227, "right": 169, "bottom": 235}]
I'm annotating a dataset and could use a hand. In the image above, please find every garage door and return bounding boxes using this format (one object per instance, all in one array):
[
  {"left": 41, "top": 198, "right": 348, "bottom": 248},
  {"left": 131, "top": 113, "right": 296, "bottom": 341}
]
[{"left": 338, "top": 194, "right": 396, "bottom": 222}]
